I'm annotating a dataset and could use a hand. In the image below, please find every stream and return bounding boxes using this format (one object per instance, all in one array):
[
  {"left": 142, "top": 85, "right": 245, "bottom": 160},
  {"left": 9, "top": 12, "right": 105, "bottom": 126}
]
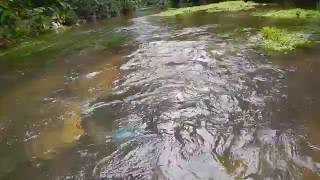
[{"left": 0, "top": 8, "right": 320, "bottom": 180}]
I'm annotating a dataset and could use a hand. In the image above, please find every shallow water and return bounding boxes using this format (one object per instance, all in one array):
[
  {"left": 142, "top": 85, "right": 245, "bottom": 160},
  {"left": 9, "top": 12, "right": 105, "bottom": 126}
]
[{"left": 0, "top": 9, "right": 320, "bottom": 180}]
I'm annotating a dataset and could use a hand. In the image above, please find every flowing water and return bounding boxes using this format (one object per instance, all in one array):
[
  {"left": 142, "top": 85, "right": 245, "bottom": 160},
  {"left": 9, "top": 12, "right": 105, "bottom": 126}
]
[{"left": 0, "top": 8, "right": 320, "bottom": 180}]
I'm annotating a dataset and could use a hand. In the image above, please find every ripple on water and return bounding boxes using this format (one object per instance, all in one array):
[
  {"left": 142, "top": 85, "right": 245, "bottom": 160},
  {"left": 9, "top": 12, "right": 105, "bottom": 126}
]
[
  {"left": 84, "top": 16, "right": 317, "bottom": 179},
  {"left": 87, "top": 18, "right": 320, "bottom": 179}
]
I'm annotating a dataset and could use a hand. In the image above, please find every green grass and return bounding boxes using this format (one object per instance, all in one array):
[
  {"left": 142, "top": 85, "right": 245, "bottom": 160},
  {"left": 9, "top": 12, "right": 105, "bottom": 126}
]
[
  {"left": 156, "top": 1, "right": 259, "bottom": 17},
  {"left": 252, "top": 8, "right": 320, "bottom": 20},
  {"left": 261, "top": 26, "right": 311, "bottom": 52}
]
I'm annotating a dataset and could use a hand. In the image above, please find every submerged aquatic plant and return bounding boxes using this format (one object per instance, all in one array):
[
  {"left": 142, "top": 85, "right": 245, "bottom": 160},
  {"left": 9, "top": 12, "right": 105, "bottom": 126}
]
[
  {"left": 157, "top": 1, "right": 259, "bottom": 17},
  {"left": 261, "top": 26, "right": 311, "bottom": 52}
]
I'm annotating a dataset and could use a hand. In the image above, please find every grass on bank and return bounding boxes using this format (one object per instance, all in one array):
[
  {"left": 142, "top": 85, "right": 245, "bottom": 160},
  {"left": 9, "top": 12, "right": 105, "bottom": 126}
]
[
  {"left": 252, "top": 8, "right": 320, "bottom": 20},
  {"left": 157, "top": 1, "right": 259, "bottom": 17},
  {"left": 261, "top": 26, "right": 311, "bottom": 52}
]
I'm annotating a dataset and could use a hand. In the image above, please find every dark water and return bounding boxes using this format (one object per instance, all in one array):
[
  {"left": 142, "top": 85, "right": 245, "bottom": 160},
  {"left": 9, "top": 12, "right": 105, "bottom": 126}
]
[{"left": 0, "top": 9, "right": 320, "bottom": 180}]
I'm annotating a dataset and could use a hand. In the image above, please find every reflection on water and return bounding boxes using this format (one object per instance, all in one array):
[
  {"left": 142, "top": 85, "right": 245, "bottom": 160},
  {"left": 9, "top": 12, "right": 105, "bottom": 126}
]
[{"left": 0, "top": 9, "right": 320, "bottom": 180}]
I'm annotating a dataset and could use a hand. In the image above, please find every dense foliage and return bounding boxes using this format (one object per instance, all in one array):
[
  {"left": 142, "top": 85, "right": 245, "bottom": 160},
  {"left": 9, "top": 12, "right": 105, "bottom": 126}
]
[{"left": 0, "top": 0, "right": 144, "bottom": 46}]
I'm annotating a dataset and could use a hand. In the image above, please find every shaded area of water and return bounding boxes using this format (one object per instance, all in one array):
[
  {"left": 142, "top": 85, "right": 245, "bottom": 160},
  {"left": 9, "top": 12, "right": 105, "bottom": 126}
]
[{"left": 0, "top": 9, "right": 320, "bottom": 180}]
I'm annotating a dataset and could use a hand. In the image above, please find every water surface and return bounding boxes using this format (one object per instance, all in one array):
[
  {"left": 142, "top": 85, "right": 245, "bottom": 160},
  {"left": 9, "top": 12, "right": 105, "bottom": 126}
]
[{"left": 0, "top": 9, "right": 320, "bottom": 180}]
